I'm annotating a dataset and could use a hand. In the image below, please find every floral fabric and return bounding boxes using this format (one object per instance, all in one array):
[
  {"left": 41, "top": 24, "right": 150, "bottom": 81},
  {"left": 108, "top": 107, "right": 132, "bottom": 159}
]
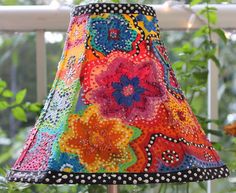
[{"left": 7, "top": 3, "right": 229, "bottom": 185}]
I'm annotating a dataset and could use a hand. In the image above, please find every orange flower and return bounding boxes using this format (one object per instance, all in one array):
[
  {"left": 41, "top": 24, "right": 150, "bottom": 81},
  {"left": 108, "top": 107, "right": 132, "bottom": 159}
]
[
  {"left": 59, "top": 105, "right": 135, "bottom": 172},
  {"left": 224, "top": 122, "right": 236, "bottom": 137},
  {"left": 163, "top": 93, "right": 212, "bottom": 146}
]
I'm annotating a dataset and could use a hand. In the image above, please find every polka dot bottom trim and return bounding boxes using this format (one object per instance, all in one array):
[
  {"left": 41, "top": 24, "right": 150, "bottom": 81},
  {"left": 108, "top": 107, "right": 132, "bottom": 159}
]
[{"left": 6, "top": 165, "right": 229, "bottom": 184}]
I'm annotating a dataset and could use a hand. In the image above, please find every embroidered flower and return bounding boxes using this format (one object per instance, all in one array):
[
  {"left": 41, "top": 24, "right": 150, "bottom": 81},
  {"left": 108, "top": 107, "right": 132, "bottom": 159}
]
[
  {"left": 152, "top": 39, "right": 184, "bottom": 99},
  {"left": 57, "top": 15, "right": 87, "bottom": 86},
  {"left": 89, "top": 14, "right": 137, "bottom": 55},
  {"left": 13, "top": 130, "right": 56, "bottom": 171},
  {"left": 57, "top": 48, "right": 85, "bottom": 86},
  {"left": 41, "top": 81, "right": 77, "bottom": 128},
  {"left": 59, "top": 105, "right": 135, "bottom": 172},
  {"left": 164, "top": 93, "right": 211, "bottom": 146},
  {"left": 112, "top": 75, "right": 145, "bottom": 107},
  {"left": 82, "top": 52, "right": 167, "bottom": 124},
  {"left": 48, "top": 153, "right": 84, "bottom": 173},
  {"left": 65, "top": 15, "right": 88, "bottom": 50},
  {"left": 135, "top": 14, "right": 159, "bottom": 32}
]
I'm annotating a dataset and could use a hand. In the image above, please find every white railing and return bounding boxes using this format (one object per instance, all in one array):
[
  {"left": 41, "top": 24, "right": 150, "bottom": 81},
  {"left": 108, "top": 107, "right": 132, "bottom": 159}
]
[
  {"left": 0, "top": 4, "right": 236, "bottom": 31},
  {"left": 0, "top": 4, "right": 235, "bottom": 193}
]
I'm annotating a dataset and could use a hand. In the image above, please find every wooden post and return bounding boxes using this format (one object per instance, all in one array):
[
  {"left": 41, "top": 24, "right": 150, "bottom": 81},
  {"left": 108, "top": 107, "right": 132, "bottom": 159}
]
[
  {"left": 107, "top": 185, "right": 118, "bottom": 193},
  {"left": 36, "top": 30, "right": 47, "bottom": 102},
  {"left": 207, "top": 35, "right": 219, "bottom": 193}
]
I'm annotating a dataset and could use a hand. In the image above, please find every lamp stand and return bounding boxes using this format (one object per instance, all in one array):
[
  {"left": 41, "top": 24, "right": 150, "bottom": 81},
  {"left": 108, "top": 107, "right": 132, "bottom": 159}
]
[{"left": 107, "top": 185, "right": 118, "bottom": 193}]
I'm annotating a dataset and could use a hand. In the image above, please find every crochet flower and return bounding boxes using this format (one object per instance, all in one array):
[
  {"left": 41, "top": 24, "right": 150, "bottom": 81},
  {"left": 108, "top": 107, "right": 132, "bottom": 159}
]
[
  {"left": 83, "top": 52, "right": 167, "bottom": 124},
  {"left": 59, "top": 105, "right": 135, "bottom": 172},
  {"left": 89, "top": 14, "right": 137, "bottom": 55}
]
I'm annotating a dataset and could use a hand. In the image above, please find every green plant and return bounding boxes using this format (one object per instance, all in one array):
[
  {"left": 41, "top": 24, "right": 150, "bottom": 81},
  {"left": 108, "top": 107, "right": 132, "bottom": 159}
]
[
  {"left": 171, "top": 0, "right": 228, "bottom": 147},
  {"left": 0, "top": 79, "right": 42, "bottom": 122}
]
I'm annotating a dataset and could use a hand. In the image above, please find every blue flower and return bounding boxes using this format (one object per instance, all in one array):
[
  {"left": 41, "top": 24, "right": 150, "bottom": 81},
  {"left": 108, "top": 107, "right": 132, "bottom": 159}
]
[
  {"left": 112, "top": 75, "right": 145, "bottom": 107},
  {"left": 89, "top": 15, "right": 137, "bottom": 55},
  {"left": 49, "top": 152, "right": 84, "bottom": 172},
  {"left": 136, "top": 14, "right": 158, "bottom": 32},
  {"left": 151, "top": 39, "right": 184, "bottom": 99},
  {"left": 158, "top": 154, "right": 225, "bottom": 173}
]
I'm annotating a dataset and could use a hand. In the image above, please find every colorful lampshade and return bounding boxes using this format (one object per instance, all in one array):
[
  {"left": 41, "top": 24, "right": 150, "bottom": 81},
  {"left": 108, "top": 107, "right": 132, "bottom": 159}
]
[{"left": 6, "top": 3, "right": 230, "bottom": 185}]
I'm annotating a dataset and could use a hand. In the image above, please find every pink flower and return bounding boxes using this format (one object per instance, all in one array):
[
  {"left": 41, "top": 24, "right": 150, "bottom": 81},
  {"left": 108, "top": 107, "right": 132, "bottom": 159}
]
[
  {"left": 65, "top": 15, "right": 88, "bottom": 50},
  {"left": 82, "top": 51, "right": 167, "bottom": 124}
]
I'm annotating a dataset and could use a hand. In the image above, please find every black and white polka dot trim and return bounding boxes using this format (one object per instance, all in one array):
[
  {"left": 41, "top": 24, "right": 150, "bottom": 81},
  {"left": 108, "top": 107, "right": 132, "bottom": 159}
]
[
  {"left": 72, "top": 3, "right": 156, "bottom": 16},
  {"left": 6, "top": 165, "right": 229, "bottom": 184}
]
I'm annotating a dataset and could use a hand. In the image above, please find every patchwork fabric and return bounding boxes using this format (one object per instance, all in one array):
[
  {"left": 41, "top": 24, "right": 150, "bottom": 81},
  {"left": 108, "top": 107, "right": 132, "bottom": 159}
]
[{"left": 6, "top": 3, "right": 229, "bottom": 184}]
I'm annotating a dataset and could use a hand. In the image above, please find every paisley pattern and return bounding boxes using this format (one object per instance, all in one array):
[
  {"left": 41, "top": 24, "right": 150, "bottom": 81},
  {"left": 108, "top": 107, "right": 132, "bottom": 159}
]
[{"left": 7, "top": 3, "right": 229, "bottom": 185}]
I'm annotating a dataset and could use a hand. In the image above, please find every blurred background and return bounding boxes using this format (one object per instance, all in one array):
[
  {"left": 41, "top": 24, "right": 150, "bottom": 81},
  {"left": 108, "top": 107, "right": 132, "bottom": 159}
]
[{"left": 0, "top": 0, "right": 236, "bottom": 192}]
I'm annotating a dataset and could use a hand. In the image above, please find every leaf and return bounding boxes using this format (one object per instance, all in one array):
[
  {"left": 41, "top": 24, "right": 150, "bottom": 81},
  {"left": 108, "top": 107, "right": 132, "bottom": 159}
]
[
  {"left": 15, "top": 89, "right": 27, "bottom": 104},
  {"left": 182, "top": 42, "right": 193, "bottom": 53},
  {"left": 232, "top": 138, "right": 236, "bottom": 144},
  {"left": 172, "top": 47, "right": 184, "bottom": 53},
  {"left": 212, "top": 142, "right": 222, "bottom": 151},
  {"left": 1, "top": 0, "right": 18, "bottom": 5},
  {"left": 0, "top": 80, "right": 7, "bottom": 93},
  {"left": 0, "top": 101, "right": 9, "bottom": 111},
  {"left": 192, "top": 68, "right": 208, "bottom": 81},
  {"left": 12, "top": 50, "right": 19, "bottom": 65},
  {"left": 199, "top": 7, "right": 217, "bottom": 24},
  {"left": 205, "top": 129, "right": 223, "bottom": 137},
  {"left": 207, "top": 6, "right": 218, "bottom": 11},
  {"left": 191, "top": 85, "right": 205, "bottom": 92},
  {"left": 193, "top": 25, "right": 209, "bottom": 38},
  {"left": 213, "top": 28, "right": 227, "bottom": 44},
  {"left": 215, "top": 0, "right": 228, "bottom": 2},
  {"left": 172, "top": 61, "right": 185, "bottom": 70},
  {"left": 0, "top": 151, "right": 13, "bottom": 165},
  {"left": 2, "top": 90, "right": 14, "bottom": 98},
  {"left": 208, "top": 11, "right": 217, "bottom": 24},
  {"left": 28, "top": 103, "right": 42, "bottom": 113},
  {"left": 0, "top": 80, "right": 7, "bottom": 88},
  {"left": 11, "top": 107, "right": 27, "bottom": 122},
  {"left": 190, "top": 0, "right": 203, "bottom": 6},
  {"left": 209, "top": 55, "right": 221, "bottom": 68},
  {"left": 198, "top": 182, "right": 207, "bottom": 191}
]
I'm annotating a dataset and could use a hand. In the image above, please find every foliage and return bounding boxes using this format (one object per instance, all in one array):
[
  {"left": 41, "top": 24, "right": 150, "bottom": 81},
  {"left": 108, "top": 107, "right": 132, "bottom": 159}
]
[
  {"left": 170, "top": 0, "right": 228, "bottom": 146},
  {"left": 0, "top": 79, "right": 42, "bottom": 122}
]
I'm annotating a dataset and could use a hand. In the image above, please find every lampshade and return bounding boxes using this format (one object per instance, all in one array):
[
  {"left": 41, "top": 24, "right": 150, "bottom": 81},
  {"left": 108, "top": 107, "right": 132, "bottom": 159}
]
[{"left": 6, "top": 2, "right": 229, "bottom": 185}]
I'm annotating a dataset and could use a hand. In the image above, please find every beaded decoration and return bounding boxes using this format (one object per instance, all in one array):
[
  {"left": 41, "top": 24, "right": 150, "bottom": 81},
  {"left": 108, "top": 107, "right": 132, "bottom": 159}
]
[{"left": 6, "top": 3, "right": 229, "bottom": 185}]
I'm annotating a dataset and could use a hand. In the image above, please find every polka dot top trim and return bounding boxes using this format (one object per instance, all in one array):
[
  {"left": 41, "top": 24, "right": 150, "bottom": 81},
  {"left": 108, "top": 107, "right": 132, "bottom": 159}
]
[{"left": 72, "top": 3, "right": 156, "bottom": 16}]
